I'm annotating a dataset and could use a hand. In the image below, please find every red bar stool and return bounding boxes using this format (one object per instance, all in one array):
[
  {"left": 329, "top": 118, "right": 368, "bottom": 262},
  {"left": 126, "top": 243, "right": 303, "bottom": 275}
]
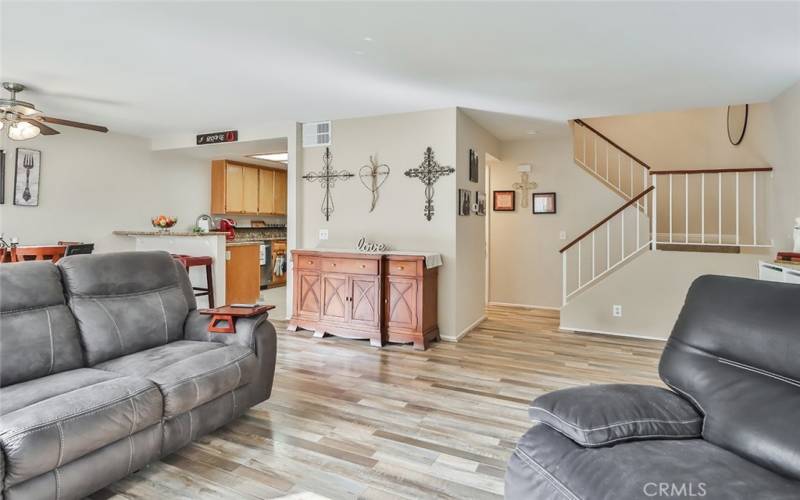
[{"left": 171, "top": 254, "right": 215, "bottom": 308}]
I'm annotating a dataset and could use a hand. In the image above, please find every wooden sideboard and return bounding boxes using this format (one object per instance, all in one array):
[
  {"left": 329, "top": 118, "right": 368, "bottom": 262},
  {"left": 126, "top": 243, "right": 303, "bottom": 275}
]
[{"left": 288, "top": 250, "right": 439, "bottom": 350}]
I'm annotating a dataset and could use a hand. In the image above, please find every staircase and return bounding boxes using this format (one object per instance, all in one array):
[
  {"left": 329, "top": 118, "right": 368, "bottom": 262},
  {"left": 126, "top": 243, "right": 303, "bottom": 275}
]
[{"left": 561, "top": 120, "right": 773, "bottom": 306}]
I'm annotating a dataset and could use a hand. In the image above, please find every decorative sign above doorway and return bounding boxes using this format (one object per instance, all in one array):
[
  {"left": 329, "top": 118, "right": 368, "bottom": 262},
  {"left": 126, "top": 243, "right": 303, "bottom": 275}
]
[
  {"left": 196, "top": 130, "right": 238, "bottom": 145},
  {"left": 404, "top": 146, "right": 455, "bottom": 221},
  {"left": 302, "top": 147, "right": 354, "bottom": 221}
]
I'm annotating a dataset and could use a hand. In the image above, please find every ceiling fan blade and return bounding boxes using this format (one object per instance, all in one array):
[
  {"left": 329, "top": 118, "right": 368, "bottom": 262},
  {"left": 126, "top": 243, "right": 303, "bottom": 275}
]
[
  {"left": 21, "top": 118, "right": 60, "bottom": 135},
  {"left": 40, "top": 116, "right": 108, "bottom": 133}
]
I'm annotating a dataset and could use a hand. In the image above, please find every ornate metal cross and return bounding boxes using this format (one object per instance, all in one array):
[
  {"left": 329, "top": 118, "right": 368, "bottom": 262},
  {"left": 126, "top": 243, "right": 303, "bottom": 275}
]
[
  {"left": 302, "top": 147, "right": 354, "bottom": 221},
  {"left": 513, "top": 171, "right": 538, "bottom": 208},
  {"left": 359, "top": 154, "right": 390, "bottom": 213},
  {"left": 404, "top": 146, "right": 455, "bottom": 221}
]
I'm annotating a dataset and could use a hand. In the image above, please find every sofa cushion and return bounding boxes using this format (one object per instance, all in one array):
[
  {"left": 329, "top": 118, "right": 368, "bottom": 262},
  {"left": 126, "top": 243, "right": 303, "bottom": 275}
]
[
  {"left": 529, "top": 384, "right": 702, "bottom": 447},
  {"left": 659, "top": 275, "right": 800, "bottom": 479},
  {"left": 0, "top": 368, "right": 162, "bottom": 487},
  {"left": 505, "top": 425, "right": 800, "bottom": 500},
  {"left": 96, "top": 340, "right": 257, "bottom": 418},
  {"left": 58, "top": 251, "right": 189, "bottom": 365},
  {"left": 0, "top": 261, "right": 84, "bottom": 387}
]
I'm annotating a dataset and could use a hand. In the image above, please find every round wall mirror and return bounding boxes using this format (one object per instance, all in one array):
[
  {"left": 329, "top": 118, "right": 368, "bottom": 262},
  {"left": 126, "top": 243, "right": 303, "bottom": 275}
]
[{"left": 727, "top": 104, "right": 748, "bottom": 145}]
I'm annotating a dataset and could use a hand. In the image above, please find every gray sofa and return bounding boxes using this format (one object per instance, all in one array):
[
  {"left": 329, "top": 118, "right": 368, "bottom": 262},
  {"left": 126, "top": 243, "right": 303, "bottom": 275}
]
[
  {"left": 506, "top": 275, "right": 800, "bottom": 499},
  {"left": 0, "top": 251, "right": 277, "bottom": 500}
]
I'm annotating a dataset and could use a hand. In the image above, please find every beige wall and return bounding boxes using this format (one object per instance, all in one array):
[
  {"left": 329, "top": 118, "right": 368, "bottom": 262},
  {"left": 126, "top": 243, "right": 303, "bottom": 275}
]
[
  {"left": 488, "top": 131, "right": 621, "bottom": 308},
  {"left": 455, "top": 110, "right": 500, "bottom": 334},
  {"left": 298, "top": 108, "right": 462, "bottom": 338},
  {"left": 584, "top": 105, "right": 771, "bottom": 171},
  {"left": 560, "top": 250, "right": 764, "bottom": 340},
  {"left": 0, "top": 128, "right": 209, "bottom": 251}
]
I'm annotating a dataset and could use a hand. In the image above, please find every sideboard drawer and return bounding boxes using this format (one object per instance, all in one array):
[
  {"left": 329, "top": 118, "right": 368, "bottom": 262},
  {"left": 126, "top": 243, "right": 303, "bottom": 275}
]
[
  {"left": 297, "top": 256, "right": 320, "bottom": 270},
  {"left": 386, "top": 260, "right": 418, "bottom": 277},
  {"left": 321, "top": 257, "right": 378, "bottom": 275}
]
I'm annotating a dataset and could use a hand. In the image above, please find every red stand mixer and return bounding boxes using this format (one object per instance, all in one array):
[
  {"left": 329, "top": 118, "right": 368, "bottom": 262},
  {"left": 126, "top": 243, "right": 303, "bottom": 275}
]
[{"left": 217, "top": 218, "right": 236, "bottom": 240}]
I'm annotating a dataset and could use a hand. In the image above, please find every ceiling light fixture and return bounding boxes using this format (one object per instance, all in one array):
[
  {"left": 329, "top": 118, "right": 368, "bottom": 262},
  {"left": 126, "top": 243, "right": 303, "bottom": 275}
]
[
  {"left": 8, "top": 121, "right": 40, "bottom": 140},
  {"left": 248, "top": 152, "right": 288, "bottom": 163},
  {"left": 363, "top": 36, "right": 373, "bottom": 42},
  {"left": 526, "top": 130, "right": 538, "bottom": 135}
]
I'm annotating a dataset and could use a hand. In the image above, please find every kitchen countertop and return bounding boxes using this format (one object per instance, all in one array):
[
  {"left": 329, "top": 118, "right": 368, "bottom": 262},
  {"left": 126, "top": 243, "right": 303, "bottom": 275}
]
[
  {"left": 114, "top": 231, "right": 228, "bottom": 237},
  {"left": 226, "top": 241, "right": 262, "bottom": 247}
]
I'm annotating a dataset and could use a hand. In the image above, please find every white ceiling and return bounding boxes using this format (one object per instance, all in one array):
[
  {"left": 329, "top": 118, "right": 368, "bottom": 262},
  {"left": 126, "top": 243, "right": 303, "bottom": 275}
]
[{"left": 2, "top": 1, "right": 798, "bottom": 141}]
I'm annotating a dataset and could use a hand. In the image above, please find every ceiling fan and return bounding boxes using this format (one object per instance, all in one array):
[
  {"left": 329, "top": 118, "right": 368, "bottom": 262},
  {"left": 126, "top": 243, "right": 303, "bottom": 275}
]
[{"left": 0, "top": 82, "right": 109, "bottom": 140}]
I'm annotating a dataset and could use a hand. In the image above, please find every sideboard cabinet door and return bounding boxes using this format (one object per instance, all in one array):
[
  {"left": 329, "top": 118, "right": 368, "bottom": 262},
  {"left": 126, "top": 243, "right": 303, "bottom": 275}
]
[
  {"left": 296, "top": 270, "right": 321, "bottom": 320},
  {"left": 321, "top": 273, "right": 349, "bottom": 323},
  {"left": 385, "top": 276, "right": 419, "bottom": 331},
  {"left": 349, "top": 275, "right": 381, "bottom": 328}
]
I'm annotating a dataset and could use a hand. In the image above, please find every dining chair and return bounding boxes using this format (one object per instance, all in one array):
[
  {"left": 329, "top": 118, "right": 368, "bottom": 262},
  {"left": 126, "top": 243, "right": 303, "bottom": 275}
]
[
  {"left": 11, "top": 246, "right": 67, "bottom": 263},
  {"left": 64, "top": 243, "right": 95, "bottom": 256}
]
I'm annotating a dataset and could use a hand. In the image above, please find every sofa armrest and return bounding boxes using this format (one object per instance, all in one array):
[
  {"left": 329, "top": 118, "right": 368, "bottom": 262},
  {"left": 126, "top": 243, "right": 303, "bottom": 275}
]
[
  {"left": 183, "top": 310, "right": 277, "bottom": 404},
  {"left": 529, "top": 384, "right": 702, "bottom": 447}
]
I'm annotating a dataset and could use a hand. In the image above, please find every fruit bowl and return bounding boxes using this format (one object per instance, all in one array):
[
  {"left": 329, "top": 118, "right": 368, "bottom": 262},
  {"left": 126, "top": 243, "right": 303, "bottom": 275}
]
[{"left": 151, "top": 215, "right": 178, "bottom": 232}]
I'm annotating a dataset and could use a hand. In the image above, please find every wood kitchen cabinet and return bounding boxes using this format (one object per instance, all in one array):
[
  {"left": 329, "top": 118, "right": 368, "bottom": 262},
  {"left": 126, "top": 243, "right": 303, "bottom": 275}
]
[
  {"left": 211, "top": 160, "right": 288, "bottom": 215},
  {"left": 288, "top": 250, "right": 439, "bottom": 349},
  {"left": 225, "top": 243, "right": 260, "bottom": 304}
]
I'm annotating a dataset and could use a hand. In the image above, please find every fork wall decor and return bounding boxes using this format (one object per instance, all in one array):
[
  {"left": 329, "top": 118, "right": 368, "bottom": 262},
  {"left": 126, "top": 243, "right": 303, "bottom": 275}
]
[
  {"left": 13, "top": 148, "right": 41, "bottom": 207},
  {"left": 404, "top": 146, "right": 455, "bottom": 221},
  {"left": 302, "top": 147, "right": 353, "bottom": 221}
]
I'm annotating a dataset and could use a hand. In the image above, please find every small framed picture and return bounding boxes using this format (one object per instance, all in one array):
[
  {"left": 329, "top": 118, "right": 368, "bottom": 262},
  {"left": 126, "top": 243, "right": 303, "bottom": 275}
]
[
  {"left": 493, "top": 190, "right": 515, "bottom": 211},
  {"left": 475, "top": 191, "right": 486, "bottom": 216},
  {"left": 458, "top": 188, "right": 471, "bottom": 216},
  {"left": 14, "top": 148, "right": 41, "bottom": 207},
  {"left": 533, "top": 192, "right": 557, "bottom": 214},
  {"left": 468, "top": 149, "right": 479, "bottom": 183}
]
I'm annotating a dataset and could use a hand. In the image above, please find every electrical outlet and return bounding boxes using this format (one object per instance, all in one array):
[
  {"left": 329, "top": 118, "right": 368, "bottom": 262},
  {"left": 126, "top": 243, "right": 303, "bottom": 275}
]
[
  {"left": 319, "top": 229, "right": 329, "bottom": 240},
  {"left": 559, "top": 230, "right": 567, "bottom": 241},
  {"left": 612, "top": 305, "right": 622, "bottom": 317}
]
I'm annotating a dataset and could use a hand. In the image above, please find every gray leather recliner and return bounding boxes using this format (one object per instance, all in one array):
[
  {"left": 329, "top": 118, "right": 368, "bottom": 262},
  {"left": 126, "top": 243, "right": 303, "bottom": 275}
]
[
  {"left": 505, "top": 275, "right": 800, "bottom": 500},
  {"left": 0, "top": 251, "right": 277, "bottom": 500}
]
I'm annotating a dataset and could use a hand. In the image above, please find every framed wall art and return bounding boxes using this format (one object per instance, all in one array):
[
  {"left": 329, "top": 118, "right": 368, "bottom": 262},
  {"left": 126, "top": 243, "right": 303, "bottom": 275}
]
[
  {"left": 468, "top": 148, "right": 479, "bottom": 183},
  {"left": 532, "top": 192, "right": 557, "bottom": 214},
  {"left": 13, "top": 148, "right": 41, "bottom": 207},
  {"left": 458, "top": 188, "right": 472, "bottom": 216},
  {"left": 493, "top": 190, "right": 515, "bottom": 211},
  {"left": 475, "top": 191, "right": 486, "bottom": 216},
  {"left": 0, "top": 150, "right": 5, "bottom": 204}
]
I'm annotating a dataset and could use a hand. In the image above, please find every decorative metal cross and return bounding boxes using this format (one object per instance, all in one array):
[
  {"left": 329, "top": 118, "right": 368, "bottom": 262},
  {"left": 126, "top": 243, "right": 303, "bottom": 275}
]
[
  {"left": 404, "top": 146, "right": 455, "bottom": 221},
  {"left": 302, "top": 147, "right": 354, "bottom": 221},
  {"left": 513, "top": 171, "right": 538, "bottom": 208},
  {"left": 358, "top": 154, "right": 390, "bottom": 213}
]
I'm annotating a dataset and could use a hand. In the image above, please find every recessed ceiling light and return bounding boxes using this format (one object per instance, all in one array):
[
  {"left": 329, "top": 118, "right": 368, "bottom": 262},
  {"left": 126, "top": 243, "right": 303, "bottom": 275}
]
[
  {"left": 248, "top": 152, "right": 288, "bottom": 163},
  {"left": 354, "top": 50, "right": 365, "bottom": 56},
  {"left": 363, "top": 36, "right": 373, "bottom": 42},
  {"left": 526, "top": 130, "right": 538, "bottom": 135}
]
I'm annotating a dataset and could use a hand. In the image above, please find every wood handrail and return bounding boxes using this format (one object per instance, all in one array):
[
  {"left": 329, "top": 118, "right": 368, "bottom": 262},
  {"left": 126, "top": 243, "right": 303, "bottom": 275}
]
[
  {"left": 650, "top": 167, "right": 773, "bottom": 175},
  {"left": 573, "top": 119, "right": 651, "bottom": 170},
  {"left": 559, "top": 186, "right": 654, "bottom": 253}
]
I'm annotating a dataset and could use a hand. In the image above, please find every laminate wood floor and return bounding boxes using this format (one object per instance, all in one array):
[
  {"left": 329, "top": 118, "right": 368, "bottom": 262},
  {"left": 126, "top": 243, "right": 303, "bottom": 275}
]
[{"left": 93, "top": 305, "right": 664, "bottom": 500}]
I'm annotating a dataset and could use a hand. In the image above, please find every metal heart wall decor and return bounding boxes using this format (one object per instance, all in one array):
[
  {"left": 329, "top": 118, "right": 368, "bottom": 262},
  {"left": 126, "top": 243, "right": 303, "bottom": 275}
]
[{"left": 358, "top": 154, "right": 390, "bottom": 212}]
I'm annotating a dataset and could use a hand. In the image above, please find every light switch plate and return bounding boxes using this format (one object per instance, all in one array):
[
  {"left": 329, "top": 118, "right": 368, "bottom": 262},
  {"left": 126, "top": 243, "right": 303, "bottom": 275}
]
[
  {"left": 559, "top": 230, "right": 567, "bottom": 241},
  {"left": 319, "top": 229, "right": 329, "bottom": 240},
  {"left": 612, "top": 304, "right": 622, "bottom": 317}
]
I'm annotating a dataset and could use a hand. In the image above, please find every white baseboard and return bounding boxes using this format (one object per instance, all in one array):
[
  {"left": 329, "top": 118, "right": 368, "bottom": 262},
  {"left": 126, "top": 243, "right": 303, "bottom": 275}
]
[
  {"left": 441, "top": 314, "right": 488, "bottom": 342},
  {"left": 488, "top": 301, "right": 561, "bottom": 311},
  {"left": 559, "top": 323, "right": 666, "bottom": 342}
]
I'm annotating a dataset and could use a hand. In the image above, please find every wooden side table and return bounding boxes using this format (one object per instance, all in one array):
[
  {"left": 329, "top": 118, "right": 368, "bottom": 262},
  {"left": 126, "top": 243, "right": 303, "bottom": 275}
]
[{"left": 198, "top": 305, "right": 274, "bottom": 333}]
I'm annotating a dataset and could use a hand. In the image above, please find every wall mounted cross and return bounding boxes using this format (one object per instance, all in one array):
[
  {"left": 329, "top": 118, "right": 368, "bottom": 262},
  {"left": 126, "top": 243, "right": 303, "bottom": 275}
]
[
  {"left": 513, "top": 171, "right": 538, "bottom": 208},
  {"left": 302, "top": 147, "right": 354, "bottom": 221},
  {"left": 404, "top": 146, "right": 455, "bottom": 221},
  {"left": 359, "top": 154, "right": 390, "bottom": 213}
]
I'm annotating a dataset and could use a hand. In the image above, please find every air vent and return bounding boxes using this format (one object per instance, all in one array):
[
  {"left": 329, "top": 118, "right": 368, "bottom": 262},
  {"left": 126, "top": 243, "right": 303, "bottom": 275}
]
[{"left": 302, "top": 121, "right": 331, "bottom": 148}]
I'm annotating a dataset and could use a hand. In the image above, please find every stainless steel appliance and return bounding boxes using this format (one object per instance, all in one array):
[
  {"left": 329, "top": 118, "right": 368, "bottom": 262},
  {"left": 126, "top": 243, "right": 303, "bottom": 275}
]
[{"left": 259, "top": 241, "right": 272, "bottom": 289}]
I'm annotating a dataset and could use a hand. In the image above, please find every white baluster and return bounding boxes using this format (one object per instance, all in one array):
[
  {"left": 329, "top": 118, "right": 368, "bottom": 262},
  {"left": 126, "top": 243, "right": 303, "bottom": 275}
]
[
  {"left": 607, "top": 221, "right": 611, "bottom": 269},
  {"left": 618, "top": 154, "right": 622, "bottom": 192},
  {"left": 592, "top": 232, "right": 596, "bottom": 279},
  {"left": 583, "top": 127, "right": 587, "bottom": 164},
  {"left": 736, "top": 172, "right": 740, "bottom": 245},
  {"left": 685, "top": 173, "right": 689, "bottom": 244},
  {"left": 562, "top": 252, "right": 567, "bottom": 307},
  {"left": 578, "top": 241, "right": 582, "bottom": 288},
  {"left": 701, "top": 173, "right": 705, "bottom": 244},
  {"left": 621, "top": 208, "right": 626, "bottom": 259},
  {"left": 753, "top": 171, "right": 757, "bottom": 245},
  {"left": 636, "top": 197, "right": 640, "bottom": 248},
  {"left": 629, "top": 159, "right": 634, "bottom": 197},
  {"left": 644, "top": 170, "right": 649, "bottom": 215},
  {"left": 651, "top": 177, "right": 658, "bottom": 249},
  {"left": 605, "top": 144, "right": 609, "bottom": 181},
  {"left": 594, "top": 137, "right": 597, "bottom": 172},
  {"left": 718, "top": 173, "right": 722, "bottom": 244},
  {"left": 669, "top": 174, "right": 673, "bottom": 243}
]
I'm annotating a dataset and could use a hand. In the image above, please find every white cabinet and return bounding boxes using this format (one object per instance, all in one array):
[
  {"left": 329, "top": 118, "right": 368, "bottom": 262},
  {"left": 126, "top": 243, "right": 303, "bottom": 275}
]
[{"left": 759, "top": 261, "right": 800, "bottom": 284}]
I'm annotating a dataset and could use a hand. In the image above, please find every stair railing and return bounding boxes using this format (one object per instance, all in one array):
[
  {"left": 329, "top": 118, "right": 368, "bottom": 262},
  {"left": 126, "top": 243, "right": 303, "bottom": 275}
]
[
  {"left": 560, "top": 186, "right": 655, "bottom": 305},
  {"left": 573, "top": 119, "right": 651, "bottom": 212},
  {"left": 650, "top": 167, "right": 773, "bottom": 248}
]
